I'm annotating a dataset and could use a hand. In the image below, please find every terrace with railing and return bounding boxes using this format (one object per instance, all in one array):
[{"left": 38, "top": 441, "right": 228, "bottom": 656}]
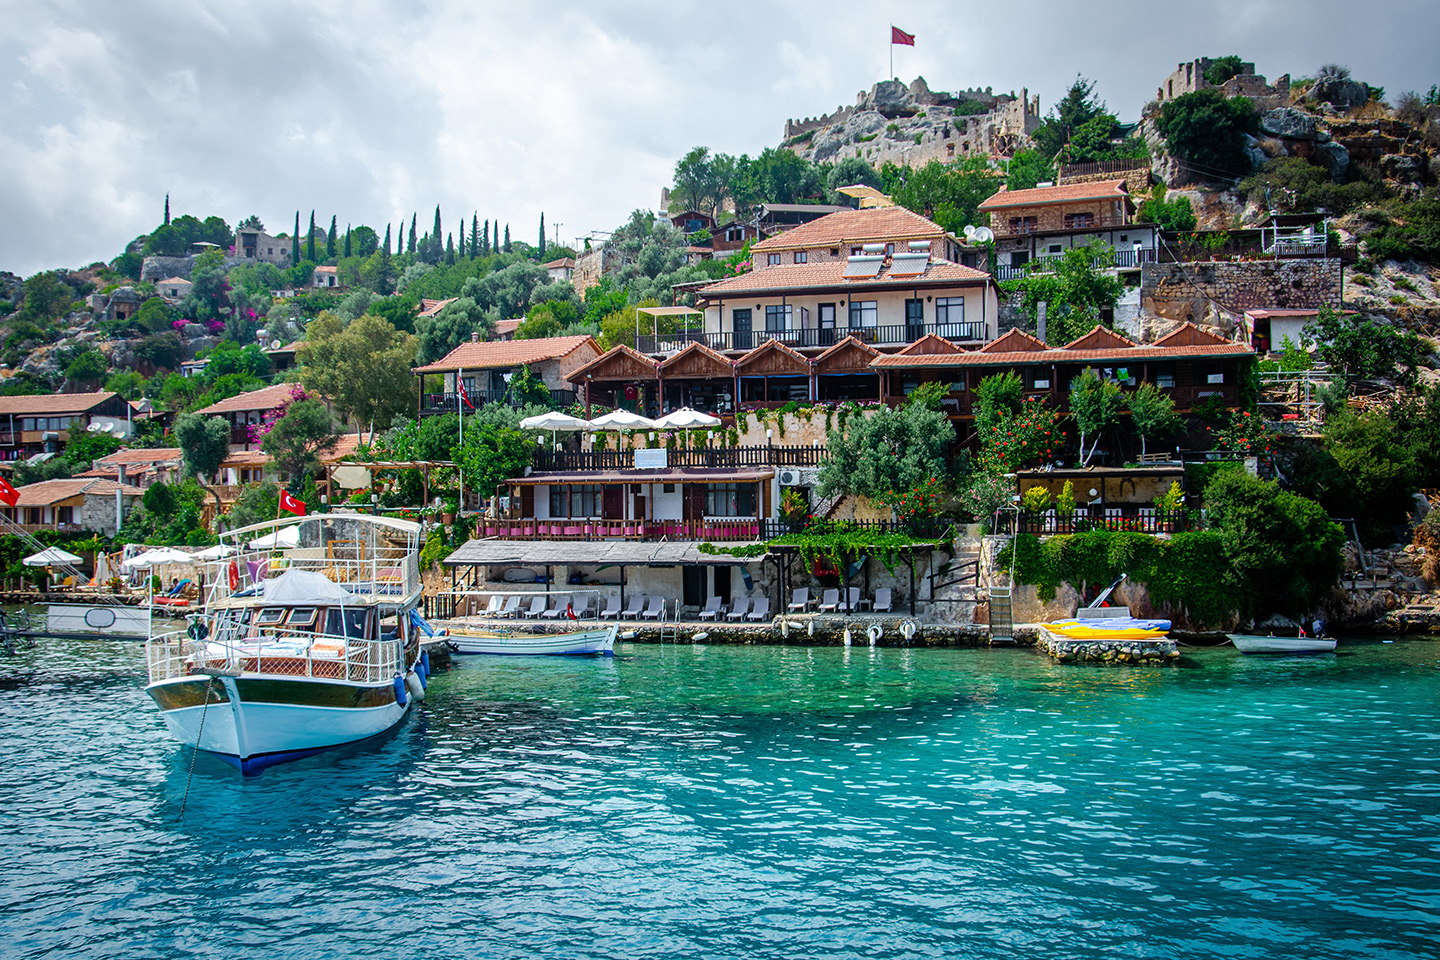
[
  {"left": 636, "top": 320, "right": 988, "bottom": 354},
  {"left": 994, "top": 246, "right": 1156, "bottom": 280},
  {"left": 1017, "top": 505, "right": 1191, "bottom": 535},
  {"left": 531, "top": 446, "right": 824, "bottom": 472},
  {"left": 480, "top": 517, "right": 952, "bottom": 543},
  {"left": 419, "top": 388, "right": 577, "bottom": 415}
]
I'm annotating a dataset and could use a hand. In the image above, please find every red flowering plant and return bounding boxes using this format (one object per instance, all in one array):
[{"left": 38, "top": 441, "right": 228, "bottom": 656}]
[
  {"left": 874, "top": 476, "right": 944, "bottom": 522},
  {"left": 979, "top": 397, "right": 1066, "bottom": 471},
  {"left": 1210, "top": 410, "right": 1276, "bottom": 457},
  {"left": 247, "top": 384, "right": 311, "bottom": 444}
]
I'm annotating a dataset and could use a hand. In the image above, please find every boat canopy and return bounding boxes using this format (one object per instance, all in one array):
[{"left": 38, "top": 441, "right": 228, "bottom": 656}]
[{"left": 262, "top": 569, "right": 355, "bottom": 604}]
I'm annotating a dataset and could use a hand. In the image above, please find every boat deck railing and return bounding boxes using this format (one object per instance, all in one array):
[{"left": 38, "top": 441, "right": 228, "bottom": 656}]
[
  {"left": 147, "top": 625, "right": 406, "bottom": 685},
  {"left": 204, "top": 550, "right": 421, "bottom": 607}
]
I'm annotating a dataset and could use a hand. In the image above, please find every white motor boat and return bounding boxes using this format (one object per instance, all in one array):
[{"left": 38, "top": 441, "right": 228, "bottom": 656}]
[
  {"left": 1229, "top": 634, "right": 1337, "bottom": 654},
  {"left": 144, "top": 515, "right": 429, "bottom": 775},
  {"left": 446, "top": 624, "right": 618, "bottom": 656}
]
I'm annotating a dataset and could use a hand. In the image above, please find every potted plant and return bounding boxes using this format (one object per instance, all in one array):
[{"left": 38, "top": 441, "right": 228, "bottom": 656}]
[
  {"left": 1157, "top": 481, "right": 1183, "bottom": 532},
  {"left": 442, "top": 498, "right": 458, "bottom": 525},
  {"left": 1021, "top": 486, "right": 1051, "bottom": 531},
  {"left": 107, "top": 576, "right": 124, "bottom": 595},
  {"left": 1055, "top": 480, "right": 1076, "bottom": 533}
]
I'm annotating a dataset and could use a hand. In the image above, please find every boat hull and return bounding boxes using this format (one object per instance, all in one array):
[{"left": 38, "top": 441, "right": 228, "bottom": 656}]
[
  {"left": 1229, "top": 634, "right": 1337, "bottom": 654},
  {"left": 146, "top": 674, "right": 411, "bottom": 775},
  {"left": 448, "top": 625, "right": 617, "bottom": 656},
  {"left": 1044, "top": 617, "right": 1172, "bottom": 641}
]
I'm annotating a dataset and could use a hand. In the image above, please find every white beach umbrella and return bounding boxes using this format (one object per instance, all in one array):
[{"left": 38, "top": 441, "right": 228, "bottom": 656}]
[
  {"left": 22, "top": 546, "right": 83, "bottom": 567},
  {"left": 93, "top": 550, "right": 110, "bottom": 584},
  {"left": 122, "top": 547, "right": 194, "bottom": 569},
  {"left": 587, "top": 409, "right": 657, "bottom": 430},
  {"left": 193, "top": 544, "right": 236, "bottom": 561},
  {"left": 519, "top": 412, "right": 590, "bottom": 431},
  {"left": 248, "top": 526, "right": 301, "bottom": 550},
  {"left": 653, "top": 407, "right": 722, "bottom": 430}
]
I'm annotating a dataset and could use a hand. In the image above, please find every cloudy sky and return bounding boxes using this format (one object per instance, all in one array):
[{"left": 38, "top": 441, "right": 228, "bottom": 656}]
[{"left": 1, "top": 0, "right": 1436, "bottom": 277}]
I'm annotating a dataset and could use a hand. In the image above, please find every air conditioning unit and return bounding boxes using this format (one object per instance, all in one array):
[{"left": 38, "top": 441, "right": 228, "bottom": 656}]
[{"left": 778, "top": 469, "right": 803, "bottom": 486}]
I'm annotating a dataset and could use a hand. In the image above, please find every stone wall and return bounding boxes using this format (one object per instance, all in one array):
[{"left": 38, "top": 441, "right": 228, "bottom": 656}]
[
  {"left": 1140, "top": 259, "right": 1343, "bottom": 330},
  {"left": 571, "top": 244, "right": 624, "bottom": 295},
  {"left": 1058, "top": 166, "right": 1153, "bottom": 196}
]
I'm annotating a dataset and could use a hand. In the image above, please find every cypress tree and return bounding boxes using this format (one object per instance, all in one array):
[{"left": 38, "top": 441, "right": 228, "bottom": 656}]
[
  {"left": 344, "top": 224, "right": 352, "bottom": 259},
  {"left": 504, "top": 223, "right": 511, "bottom": 253},
  {"left": 292, "top": 211, "right": 301, "bottom": 264},
  {"left": 307, "top": 210, "right": 316, "bottom": 263},
  {"left": 408, "top": 214, "right": 417, "bottom": 254},
  {"left": 164, "top": 193, "right": 170, "bottom": 226},
  {"left": 327, "top": 215, "right": 337, "bottom": 259},
  {"left": 482, "top": 219, "right": 490, "bottom": 257},
  {"left": 494, "top": 220, "right": 500, "bottom": 255},
  {"left": 383, "top": 223, "right": 391, "bottom": 256},
  {"left": 432, "top": 206, "right": 442, "bottom": 249},
  {"left": 379, "top": 225, "right": 394, "bottom": 295},
  {"left": 471, "top": 214, "right": 480, "bottom": 259},
  {"left": 446, "top": 233, "right": 456, "bottom": 265},
  {"left": 458, "top": 228, "right": 465, "bottom": 259},
  {"left": 539, "top": 212, "right": 546, "bottom": 259}
]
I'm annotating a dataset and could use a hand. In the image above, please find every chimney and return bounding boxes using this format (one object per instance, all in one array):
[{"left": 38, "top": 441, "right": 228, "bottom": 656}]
[
  {"left": 471, "top": 332, "right": 480, "bottom": 343},
  {"left": 117, "top": 464, "right": 127, "bottom": 486}
]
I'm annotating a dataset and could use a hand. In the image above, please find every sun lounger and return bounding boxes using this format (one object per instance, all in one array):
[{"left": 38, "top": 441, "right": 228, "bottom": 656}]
[
  {"left": 698, "top": 596, "right": 723, "bottom": 621},
  {"left": 725, "top": 597, "right": 750, "bottom": 621},
  {"left": 844, "top": 587, "right": 861, "bottom": 613},
  {"left": 522, "top": 596, "right": 548, "bottom": 619},
  {"left": 746, "top": 597, "right": 770, "bottom": 622},
  {"left": 787, "top": 588, "right": 811, "bottom": 613},
  {"left": 540, "top": 595, "right": 569, "bottom": 619},
  {"left": 817, "top": 588, "right": 841, "bottom": 612},
  {"left": 570, "top": 596, "right": 593, "bottom": 619},
  {"left": 873, "top": 587, "right": 893, "bottom": 614},
  {"left": 620, "top": 595, "right": 646, "bottom": 619},
  {"left": 484, "top": 595, "right": 504, "bottom": 617},
  {"left": 499, "top": 594, "right": 522, "bottom": 618},
  {"left": 600, "top": 595, "right": 622, "bottom": 618},
  {"left": 640, "top": 596, "right": 665, "bottom": 620}
]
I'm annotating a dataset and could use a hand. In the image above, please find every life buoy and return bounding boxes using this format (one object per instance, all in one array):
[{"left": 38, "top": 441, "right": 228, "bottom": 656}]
[
  {"left": 228, "top": 560, "right": 239, "bottom": 591},
  {"left": 866, "top": 623, "right": 883, "bottom": 646}
]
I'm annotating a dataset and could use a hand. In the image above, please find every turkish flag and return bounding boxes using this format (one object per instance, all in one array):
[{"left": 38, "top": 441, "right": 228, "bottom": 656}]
[
  {"left": 279, "top": 489, "right": 306, "bottom": 516},
  {"left": 891, "top": 26, "right": 915, "bottom": 46},
  {"left": 459, "top": 378, "right": 475, "bottom": 410},
  {"left": 0, "top": 474, "right": 17, "bottom": 507}
]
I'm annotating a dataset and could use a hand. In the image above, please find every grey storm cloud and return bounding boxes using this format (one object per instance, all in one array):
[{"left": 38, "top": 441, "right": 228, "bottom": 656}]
[{"left": 0, "top": 0, "right": 1436, "bottom": 277}]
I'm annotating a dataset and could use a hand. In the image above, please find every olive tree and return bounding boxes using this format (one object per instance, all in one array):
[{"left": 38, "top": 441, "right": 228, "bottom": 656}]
[{"left": 1069, "top": 369, "right": 1124, "bottom": 466}]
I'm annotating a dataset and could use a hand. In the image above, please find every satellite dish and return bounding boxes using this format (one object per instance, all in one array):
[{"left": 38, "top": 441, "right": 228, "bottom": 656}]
[
  {"left": 963, "top": 225, "right": 977, "bottom": 238},
  {"left": 270, "top": 339, "right": 282, "bottom": 350},
  {"left": 972, "top": 226, "right": 995, "bottom": 244}
]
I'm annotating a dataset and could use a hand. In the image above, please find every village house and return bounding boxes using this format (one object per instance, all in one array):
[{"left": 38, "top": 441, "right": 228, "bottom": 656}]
[
  {"left": 416, "top": 298, "right": 457, "bottom": 320},
  {"left": 264, "top": 341, "right": 303, "bottom": 373},
  {"left": 412, "top": 334, "right": 600, "bottom": 416},
  {"left": 0, "top": 392, "right": 138, "bottom": 460},
  {"left": 543, "top": 258, "right": 576, "bottom": 283},
  {"left": 77, "top": 447, "right": 185, "bottom": 489},
  {"left": 235, "top": 227, "right": 293, "bottom": 266},
  {"left": 194, "top": 382, "right": 309, "bottom": 452},
  {"left": 1, "top": 478, "right": 143, "bottom": 538},
  {"left": 492, "top": 319, "right": 522, "bottom": 341},
  {"left": 157, "top": 276, "right": 193, "bottom": 303},
  {"left": 312, "top": 265, "right": 339, "bottom": 288},
  {"left": 977, "top": 180, "right": 1157, "bottom": 278}
]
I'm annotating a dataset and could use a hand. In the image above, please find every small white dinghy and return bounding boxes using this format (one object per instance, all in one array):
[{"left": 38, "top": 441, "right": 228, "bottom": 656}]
[
  {"left": 447, "top": 624, "right": 618, "bottom": 656},
  {"left": 1229, "top": 634, "right": 1337, "bottom": 654}
]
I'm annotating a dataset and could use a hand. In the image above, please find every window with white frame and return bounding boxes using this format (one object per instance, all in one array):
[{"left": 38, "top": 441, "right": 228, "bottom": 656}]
[
  {"left": 765, "top": 304, "right": 792, "bottom": 332},
  {"left": 549, "top": 484, "right": 601, "bottom": 518},
  {"left": 706, "top": 483, "right": 756, "bottom": 517}
]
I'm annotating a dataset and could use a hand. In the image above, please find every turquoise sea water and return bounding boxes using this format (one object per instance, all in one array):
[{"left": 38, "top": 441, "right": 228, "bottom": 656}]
[{"left": 3, "top": 636, "right": 1440, "bottom": 959}]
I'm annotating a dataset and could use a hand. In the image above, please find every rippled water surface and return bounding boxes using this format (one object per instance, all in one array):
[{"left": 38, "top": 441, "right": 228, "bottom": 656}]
[{"left": 3, "top": 636, "right": 1440, "bottom": 959}]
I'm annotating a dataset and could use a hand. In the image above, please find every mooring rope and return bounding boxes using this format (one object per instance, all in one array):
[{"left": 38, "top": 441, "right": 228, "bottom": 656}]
[{"left": 177, "top": 675, "right": 214, "bottom": 820}]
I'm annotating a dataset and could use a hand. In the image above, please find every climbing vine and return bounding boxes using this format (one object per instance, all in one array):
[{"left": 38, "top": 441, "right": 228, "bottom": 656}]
[{"left": 700, "top": 519, "right": 952, "bottom": 573}]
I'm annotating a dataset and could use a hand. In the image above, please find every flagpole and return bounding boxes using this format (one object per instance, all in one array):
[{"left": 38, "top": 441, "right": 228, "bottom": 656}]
[
  {"left": 457, "top": 366, "right": 464, "bottom": 515},
  {"left": 890, "top": 27, "right": 893, "bottom": 81}
]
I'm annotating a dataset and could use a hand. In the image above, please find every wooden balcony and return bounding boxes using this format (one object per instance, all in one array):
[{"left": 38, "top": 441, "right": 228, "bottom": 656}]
[{"left": 637, "top": 321, "right": 988, "bottom": 355}]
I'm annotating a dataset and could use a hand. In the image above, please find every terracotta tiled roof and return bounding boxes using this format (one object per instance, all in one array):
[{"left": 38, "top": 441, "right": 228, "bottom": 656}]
[
  {"left": 697, "top": 259, "right": 991, "bottom": 297},
  {"left": 493, "top": 319, "right": 522, "bottom": 337},
  {"left": 413, "top": 335, "right": 599, "bottom": 374},
  {"left": 542, "top": 258, "right": 575, "bottom": 269},
  {"left": 978, "top": 179, "right": 1130, "bottom": 211},
  {"left": 417, "top": 298, "right": 458, "bottom": 318},
  {"left": 221, "top": 450, "right": 272, "bottom": 467},
  {"left": 1063, "top": 325, "right": 1139, "bottom": 351},
  {"left": 0, "top": 392, "right": 124, "bottom": 416},
  {"left": 895, "top": 334, "right": 963, "bottom": 356},
  {"left": 750, "top": 207, "right": 950, "bottom": 252},
  {"left": 871, "top": 326, "right": 1253, "bottom": 368},
  {"left": 13, "top": 478, "right": 143, "bottom": 506},
  {"left": 194, "top": 383, "right": 304, "bottom": 416},
  {"left": 568, "top": 344, "right": 658, "bottom": 382},
  {"left": 158, "top": 276, "right": 191, "bottom": 285},
  {"left": 980, "top": 329, "right": 1048, "bottom": 354},
  {"left": 314, "top": 265, "right": 338, "bottom": 273},
  {"left": 320, "top": 433, "right": 363, "bottom": 462},
  {"left": 94, "top": 447, "right": 184, "bottom": 466}
]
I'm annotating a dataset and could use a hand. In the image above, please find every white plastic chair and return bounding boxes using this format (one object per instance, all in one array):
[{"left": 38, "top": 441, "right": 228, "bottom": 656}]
[
  {"left": 522, "top": 596, "right": 547, "bottom": 619},
  {"left": 746, "top": 597, "right": 770, "bottom": 622},
  {"left": 600, "top": 595, "right": 622, "bottom": 618},
  {"left": 500, "top": 595, "right": 522, "bottom": 618},
  {"left": 725, "top": 597, "right": 750, "bottom": 621},
  {"left": 640, "top": 597, "right": 665, "bottom": 620},
  {"left": 787, "top": 587, "right": 810, "bottom": 613},
  {"left": 817, "top": 588, "right": 840, "bottom": 612},
  {"left": 541, "top": 595, "right": 569, "bottom": 619},
  {"left": 484, "top": 595, "right": 504, "bottom": 617},
  {"left": 620, "top": 595, "right": 646, "bottom": 619},
  {"left": 873, "top": 588, "right": 893, "bottom": 613},
  {"left": 698, "top": 597, "right": 723, "bottom": 621},
  {"left": 845, "top": 587, "right": 861, "bottom": 613}
]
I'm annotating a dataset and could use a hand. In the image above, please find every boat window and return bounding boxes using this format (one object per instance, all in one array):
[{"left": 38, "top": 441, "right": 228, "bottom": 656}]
[
  {"left": 286, "top": 608, "right": 318, "bottom": 630},
  {"left": 324, "top": 607, "right": 370, "bottom": 639},
  {"left": 255, "top": 608, "right": 287, "bottom": 627}
]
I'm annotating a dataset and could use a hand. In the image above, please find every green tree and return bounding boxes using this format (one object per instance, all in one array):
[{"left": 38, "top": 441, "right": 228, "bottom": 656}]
[
  {"left": 516, "top": 299, "right": 579, "bottom": 339},
  {"left": 1031, "top": 75, "right": 1107, "bottom": 158},
  {"left": 65, "top": 349, "right": 108, "bottom": 386},
  {"left": 471, "top": 214, "right": 480, "bottom": 259},
  {"left": 1323, "top": 406, "right": 1421, "bottom": 539},
  {"left": 408, "top": 213, "right": 418, "bottom": 254},
  {"left": 17, "top": 272, "right": 74, "bottom": 325},
  {"left": 506, "top": 365, "right": 553, "bottom": 407},
  {"left": 327, "top": 215, "right": 337, "bottom": 260},
  {"left": 61, "top": 430, "right": 122, "bottom": 469},
  {"left": 262, "top": 399, "right": 337, "bottom": 485},
  {"left": 1005, "top": 150, "right": 1056, "bottom": 191},
  {"left": 1204, "top": 55, "right": 1245, "bottom": 86},
  {"left": 173, "top": 412, "right": 230, "bottom": 495},
  {"left": 1129, "top": 382, "right": 1179, "bottom": 458},
  {"left": 1137, "top": 186, "right": 1198, "bottom": 231},
  {"left": 1001, "top": 242, "right": 1123, "bottom": 344},
  {"left": 307, "top": 211, "right": 317, "bottom": 263},
  {"left": 504, "top": 223, "right": 511, "bottom": 253},
  {"left": 825, "top": 157, "right": 883, "bottom": 202},
  {"left": 135, "top": 332, "right": 184, "bottom": 371},
  {"left": 1155, "top": 89, "right": 1260, "bottom": 181},
  {"left": 1070, "top": 369, "right": 1124, "bottom": 466},
  {"left": 351, "top": 225, "right": 378, "bottom": 258},
  {"left": 301, "top": 312, "right": 419, "bottom": 434},
  {"left": 975, "top": 370, "right": 1024, "bottom": 436},
  {"left": 890, "top": 157, "right": 1001, "bottom": 234},
  {"left": 453, "top": 419, "right": 534, "bottom": 500},
  {"left": 817, "top": 392, "right": 953, "bottom": 501},
  {"left": 292, "top": 211, "right": 301, "bottom": 265},
  {"left": 1303, "top": 307, "right": 1429, "bottom": 387},
  {"left": 415, "top": 297, "right": 495, "bottom": 365},
  {"left": 343, "top": 224, "right": 352, "bottom": 259},
  {"left": 538, "top": 212, "right": 546, "bottom": 259},
  {"left": 672, "top": 146, "right": 720, "bottom": 213}
]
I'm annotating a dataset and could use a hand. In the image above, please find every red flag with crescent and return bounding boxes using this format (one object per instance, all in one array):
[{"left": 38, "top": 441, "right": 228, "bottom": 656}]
[{"left": 891, "top": 26, "right": 915, "bottom": 46}]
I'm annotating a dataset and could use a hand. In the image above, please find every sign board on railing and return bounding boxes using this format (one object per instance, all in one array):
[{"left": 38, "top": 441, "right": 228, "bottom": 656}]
[{"left": 634, "top": 449, "right": 668, "bottom": 470}]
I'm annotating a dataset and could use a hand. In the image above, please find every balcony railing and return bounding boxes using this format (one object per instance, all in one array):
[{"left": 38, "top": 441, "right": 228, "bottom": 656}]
[
  {"left": 995, "top": 247, "right": 1155, "bottom": 281},
  {"left": 637, "top": 321, "right": 988, "bottom": 355},
  {"left": 420, "top": 389, "right": 577, "bottom": 414},
  {"left": 478, "top": 516, "right": 951, "bottom": 543},
  {"left": 1017, "top": 505, "right": 1190, "bottom": 535},
  {"left": 531, "top": 445, "right": 824, "bottom": 472},
  {"left": 992, "top": 214, "right": 1131, "bottom": 238}
]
